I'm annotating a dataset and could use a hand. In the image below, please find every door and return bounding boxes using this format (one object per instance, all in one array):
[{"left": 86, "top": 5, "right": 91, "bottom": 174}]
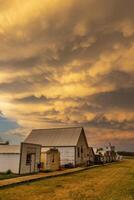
[{"left": 30, "top": 154, "right": 35, "bottom": 173}]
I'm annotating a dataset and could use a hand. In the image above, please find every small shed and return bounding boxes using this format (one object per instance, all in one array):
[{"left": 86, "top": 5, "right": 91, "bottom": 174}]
[
  {"left": 41, "top": 148, "right": 60, "bottom": 171},
  {"left": 0, "top": 143, "right": 41, "bottom": 174}
]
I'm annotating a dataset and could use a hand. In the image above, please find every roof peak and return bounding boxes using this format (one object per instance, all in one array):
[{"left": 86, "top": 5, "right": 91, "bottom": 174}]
[
  {"left": 25, "top": 126, "right": 85, "bottom": 146},
  {"left": 32, "top": 126, "right": 83, "bottom": 132}
]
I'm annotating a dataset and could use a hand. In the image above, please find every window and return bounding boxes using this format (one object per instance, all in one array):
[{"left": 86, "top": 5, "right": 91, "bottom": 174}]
[
  {"left": 77, "top": 147, "right": 80, "bottom": 158},
  {"left": 84, "top": 148, "right": 87, "bottom": 157},
  {"left": 81, "top": 146, "right": 83, "bottom": 153},
  {"left": 26, "top": 154, "right": 31, "bottom": 165}
]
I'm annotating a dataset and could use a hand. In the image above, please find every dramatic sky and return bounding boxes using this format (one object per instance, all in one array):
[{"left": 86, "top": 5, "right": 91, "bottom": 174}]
[{"left": 0, "top": 0, "right": 134, "bottom": 150}]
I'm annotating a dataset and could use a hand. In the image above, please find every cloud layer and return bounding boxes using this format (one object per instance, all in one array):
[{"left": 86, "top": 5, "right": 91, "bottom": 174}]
[{"left": 0, "top": 0, "right": 134, "bottom": 150}]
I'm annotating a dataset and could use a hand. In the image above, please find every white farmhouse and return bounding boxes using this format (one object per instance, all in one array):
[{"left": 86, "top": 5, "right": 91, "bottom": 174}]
[{"left": 25, "top": 127, "right": 89, "bottom": 167}]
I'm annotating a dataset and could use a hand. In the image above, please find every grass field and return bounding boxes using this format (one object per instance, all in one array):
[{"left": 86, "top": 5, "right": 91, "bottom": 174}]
[
  {"left": 0, "top": 173, "right": 18, "bottom": 180},
  {"left": 0, "top": 159, "right": 134, "bottom": 200}
]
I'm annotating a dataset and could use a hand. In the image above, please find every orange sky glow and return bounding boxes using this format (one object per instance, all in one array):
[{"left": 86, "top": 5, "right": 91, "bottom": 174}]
[{"left": 0, "top": 0, "right": 134, "bottom": 151}]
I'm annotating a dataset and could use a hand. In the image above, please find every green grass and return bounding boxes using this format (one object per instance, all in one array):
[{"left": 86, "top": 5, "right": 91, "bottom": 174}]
[
  {"left": 0, "top": 159, "right": 134, "bottom": 200},
  {"left": 0, "top": 173, "right": 18, "bottom": 180}
]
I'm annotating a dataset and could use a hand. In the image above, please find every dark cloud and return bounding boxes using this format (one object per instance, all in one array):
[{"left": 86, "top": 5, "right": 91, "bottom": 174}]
[
  {"left": 0, "top": 54, "right": 42, "bottom": 70},
  {"left": 14, "top": 95, "right": 59, "bottom": 104},
  {"left": 15, "top": 95, "right": 51, "bottom": 104},
  {"left": 94, "top": 70, "right": 134, "bottom": 89},
  {"left": 0, "top": 0, "right": 134, "bottom": 71},
  {"left": 0, "top": 71, "right": 56, "bottom": 94},
  {"left": 0, "top": 79, "right": 34, "bottom": 93},
  {"left": 86, "top": 114, "right": 134, "bottom": 131},
  {"left": 90, "top": 87, "right": 134, "bottom": 111}
]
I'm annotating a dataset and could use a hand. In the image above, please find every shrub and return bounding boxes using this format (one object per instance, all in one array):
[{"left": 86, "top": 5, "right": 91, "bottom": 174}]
[{"left": 6, "top": 169, "right": 12, "bottom": 174}]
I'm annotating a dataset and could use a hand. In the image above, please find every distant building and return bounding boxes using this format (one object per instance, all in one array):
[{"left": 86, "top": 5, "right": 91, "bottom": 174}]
[
  {"left": 93, "top": 148, "right": 101, "bottom": 164},
  {"left": 25, "top": 127, "right": 89, "bottom": 167},
  {"left": 0, "top": 137, "right": 9, "bottom": 145},
  {"left": 0, "top": 143, "right": 41, "bottom": 174},
  {"left": 96, "top": 148, "right": 108, "bottom": 163},
  {"left": 95, "top": 144, "right": 117, "bottom": 164},
  {"left": 104, "top": 144, "right": 117, "bottom": 162}
]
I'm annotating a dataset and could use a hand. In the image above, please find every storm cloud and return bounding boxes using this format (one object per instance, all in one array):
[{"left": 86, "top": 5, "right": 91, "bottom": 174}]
[{"left": 0, "top": 0, "right": 134, "bottom": 150}]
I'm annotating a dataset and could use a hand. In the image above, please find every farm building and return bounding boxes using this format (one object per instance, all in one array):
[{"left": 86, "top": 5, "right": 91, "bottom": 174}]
[
  {"left": 41, "top": 148, "right": 60, "bottom": 171},
  {"left": 0, "top": 143, "right": 41, "bottom": 174},
  {"left": 93, "top": 144, "right": 117, "bottom": 164},
  {"left": 25, "top": 127, "right": 89, "bottom": 167},
  {"left": 93, "top": 148, "right": 101, "bottom": 164},
  {"left": 104, "top": 144, "right": 117, "bottom": 162},
  {"left": 96, "top": 149, "right": 108, "bottom": 163},
  {"left": 88, "top": 147, "right": 95, "bottom": 165},
  {"left": 0, "top": 137, "right": 9, "bottom": 145}
]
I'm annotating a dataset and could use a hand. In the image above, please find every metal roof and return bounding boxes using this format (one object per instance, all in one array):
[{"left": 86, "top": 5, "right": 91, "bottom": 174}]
[
  {"left": 25, "top": 127, "right": 84, "bottom": 147},
  {"left": 0, "top": 145, "right": 20, "bottom": 154}
]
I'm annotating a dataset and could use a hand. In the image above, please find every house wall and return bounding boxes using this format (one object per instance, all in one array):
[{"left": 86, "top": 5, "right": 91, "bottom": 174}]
[
  {"left": 0, "top": 154, "right": 20, "bottom": 173},
  {"left": 56, "top": 147, "right": 75, "bottom": 166},
  {"left": 76, "top": 132, "right": 89, "bottom": 166},
  {"left": 42, "top": 147, "right": 75, "bottom": 166},
  {"left": 58, "top": 147, "right": 76, "bottom": 166},
  {"left": 88, "top": 149, "right": 95, "bottom": 164},
  {"left": 19, "top": 143, "right": 41, "bottom": 175}
]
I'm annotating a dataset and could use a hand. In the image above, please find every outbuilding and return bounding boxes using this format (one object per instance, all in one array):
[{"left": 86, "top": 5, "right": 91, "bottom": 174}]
[
  {"left": 25, "top": 127, "right": 89, "bottom": 167},
  {"left": 97, "top": 149, "right": 107, "bottom": 163},
  {"left": 93, "top": 148, "right": 101, "bottom": 164},
  {"left": 41, "top": 148, "right": 60, "bottom": 171},
  {"left": 0, "top": 143, "right": 41, "bottom": 174}
]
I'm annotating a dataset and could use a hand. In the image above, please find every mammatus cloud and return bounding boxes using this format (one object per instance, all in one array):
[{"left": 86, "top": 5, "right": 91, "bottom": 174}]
[{"left": 0, "top": 0, "right": 134, "bottom": 150}]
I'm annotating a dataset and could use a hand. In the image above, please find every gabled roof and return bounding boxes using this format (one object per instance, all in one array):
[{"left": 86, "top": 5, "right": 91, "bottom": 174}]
[
  {"left": 93, "top": 148, "right": 100, "bottom": 155},
  {"left": 89, "top": 147, "right": 95, "bottom": 155},
  {"left": 0, "top": 145, "right": 20, "bottom": 154},
  {"left": 25, "top": 127, "right": 84, "bottom": 147}
]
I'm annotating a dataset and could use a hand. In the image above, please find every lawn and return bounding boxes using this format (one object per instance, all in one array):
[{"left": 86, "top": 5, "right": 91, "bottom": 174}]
[
  {"left": 0, "top": 173, "right": 18, "bottom": 180},
  {"left": 0, "top": 159, "right": 134, "bottom": 200}
]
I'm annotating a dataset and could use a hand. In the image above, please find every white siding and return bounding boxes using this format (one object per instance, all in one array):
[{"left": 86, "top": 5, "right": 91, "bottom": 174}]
[
  {"left": 19, "top": 143, "right": 41, "bottom": 175},
  {"left": 42, "top": 147, "right": 75, "bottom": 166},
  {"left": 76, "top": 132, "right": 89, "bottom": 166},
  {"left": 0, "top": 154, "right": 20, "bottom": 174}
]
